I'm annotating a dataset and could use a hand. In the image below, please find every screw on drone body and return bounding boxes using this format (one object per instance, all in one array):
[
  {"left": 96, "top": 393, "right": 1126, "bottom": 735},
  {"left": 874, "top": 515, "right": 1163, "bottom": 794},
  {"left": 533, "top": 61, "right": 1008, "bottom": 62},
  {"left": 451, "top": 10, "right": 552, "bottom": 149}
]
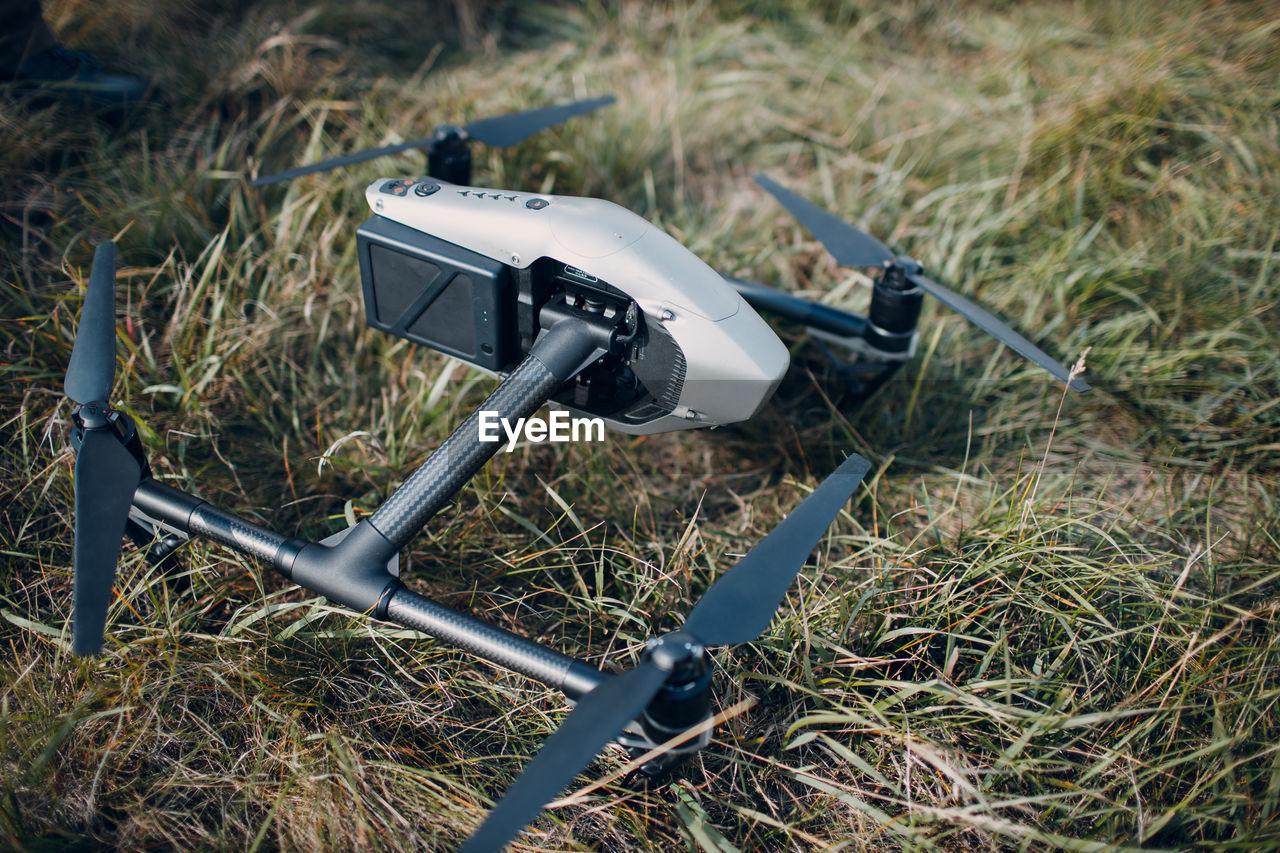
[
  {"left": 659, "top": 308, "right": 675, "bottom": 321},
  {"left": 510, "top": 253, "right": 520, "bottom": 264}
]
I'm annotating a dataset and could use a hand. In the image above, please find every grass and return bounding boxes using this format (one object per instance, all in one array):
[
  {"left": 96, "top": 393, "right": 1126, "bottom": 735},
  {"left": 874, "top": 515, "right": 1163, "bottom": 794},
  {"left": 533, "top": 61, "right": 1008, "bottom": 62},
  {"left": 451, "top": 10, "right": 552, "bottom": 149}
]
[{"left": 2, "top": 0, "right": 1279, "bottom": 849}]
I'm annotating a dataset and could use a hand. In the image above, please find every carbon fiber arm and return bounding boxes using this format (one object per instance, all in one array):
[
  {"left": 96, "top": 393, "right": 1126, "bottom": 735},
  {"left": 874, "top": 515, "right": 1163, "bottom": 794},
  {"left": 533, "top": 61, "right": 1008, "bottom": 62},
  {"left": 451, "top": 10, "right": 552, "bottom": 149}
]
[
  {"left": 368, "top": 355, "right": 559, "bottom": 547},
  {"left": 369, "top": 317, "right": 604, "bottom": 550},
  {"left": 131, "top": 481, "right": 606, "bottom": 699},
  {"left": 385, "top": 588, "right": 606, "bottom": 700}
]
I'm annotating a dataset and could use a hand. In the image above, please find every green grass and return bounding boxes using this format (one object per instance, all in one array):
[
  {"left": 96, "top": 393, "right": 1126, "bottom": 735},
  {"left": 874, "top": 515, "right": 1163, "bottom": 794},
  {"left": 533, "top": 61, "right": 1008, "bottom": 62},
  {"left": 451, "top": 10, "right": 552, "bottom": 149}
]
[{"left": 2, "top": 0, "right": 1279, "bottom": 849}]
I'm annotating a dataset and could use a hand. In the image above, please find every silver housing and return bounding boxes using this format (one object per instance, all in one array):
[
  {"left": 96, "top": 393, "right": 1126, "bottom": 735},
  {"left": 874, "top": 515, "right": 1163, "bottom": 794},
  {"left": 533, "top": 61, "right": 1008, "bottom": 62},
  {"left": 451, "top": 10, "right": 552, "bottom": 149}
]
[{"left": 366, "top": 179, "right": 789, "bottom": 434}]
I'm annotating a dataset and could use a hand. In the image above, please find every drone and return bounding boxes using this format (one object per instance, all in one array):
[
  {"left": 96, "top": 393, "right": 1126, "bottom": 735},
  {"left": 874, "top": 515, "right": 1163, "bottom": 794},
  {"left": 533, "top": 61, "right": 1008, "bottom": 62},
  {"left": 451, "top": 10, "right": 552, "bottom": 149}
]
[{"left": 64, "top": 97, "right": 1087, "bottom": 851}]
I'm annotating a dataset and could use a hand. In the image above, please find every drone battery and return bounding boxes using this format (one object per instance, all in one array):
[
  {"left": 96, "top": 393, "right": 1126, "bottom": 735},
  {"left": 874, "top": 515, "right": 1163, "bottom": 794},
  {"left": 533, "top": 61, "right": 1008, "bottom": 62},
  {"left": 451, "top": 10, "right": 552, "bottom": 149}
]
[{"left": 356, "top": 215, "right": 513, "bottom": 371}]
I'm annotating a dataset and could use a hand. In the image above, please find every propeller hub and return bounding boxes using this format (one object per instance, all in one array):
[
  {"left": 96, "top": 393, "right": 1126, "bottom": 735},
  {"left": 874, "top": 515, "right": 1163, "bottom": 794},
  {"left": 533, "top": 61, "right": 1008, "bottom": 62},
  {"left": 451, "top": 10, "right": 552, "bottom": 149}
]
[
  {"left": 427, "top": 124, "right": 472, "bottom": 184},
  {"left": 879, "top": 260, "right": 911, "bottom": 292},
  {"left": 74, "top": 401, "right": 114, "bottom": 430},
  {"left": 70, "top": 407, "right": 146, "bottom": 476},
  {"left": 430, "top": 124, "right": 468, "bottom": 148},
  {"left": 639, "top": 631, "right": 713, "bottom": 758},
  {"left": 645, "top": 630, "right": 706, "bottom": 679}
]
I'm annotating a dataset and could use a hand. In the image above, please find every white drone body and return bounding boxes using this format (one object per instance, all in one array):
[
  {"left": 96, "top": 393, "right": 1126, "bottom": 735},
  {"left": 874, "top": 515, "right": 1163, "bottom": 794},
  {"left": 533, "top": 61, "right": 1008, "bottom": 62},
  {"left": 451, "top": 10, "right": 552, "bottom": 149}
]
[{"left": 361, "top": 178, "right": 789, "bottom": 434}]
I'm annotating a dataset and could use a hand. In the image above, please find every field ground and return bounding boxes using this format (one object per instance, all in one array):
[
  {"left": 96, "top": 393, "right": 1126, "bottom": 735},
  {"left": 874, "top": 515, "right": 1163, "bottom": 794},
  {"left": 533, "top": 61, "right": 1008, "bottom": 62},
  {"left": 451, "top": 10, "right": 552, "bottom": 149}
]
[{"left": 2, "top": 0, "right": 1279, "bottom": 849}]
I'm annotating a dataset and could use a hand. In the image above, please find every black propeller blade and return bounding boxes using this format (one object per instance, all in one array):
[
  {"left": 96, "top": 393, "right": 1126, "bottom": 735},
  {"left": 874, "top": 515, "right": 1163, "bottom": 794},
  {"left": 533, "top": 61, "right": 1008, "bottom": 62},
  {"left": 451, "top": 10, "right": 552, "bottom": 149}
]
[
  {"left": 250, "top": 137, "right": 436, "bottom": 187},
  {"left": 64, "top": 242, "right": 118, "bottom": 405},
  {"left": 251, "top": 95, "right": 616, "bottom": 187},
  {"left": 458, "top": 661, "right": 668, "bottom": 853},
  {"left": 460, "top": 453, "right": 871, "bottom": 852},
  {"left": 753, "top": 175, "right": 894, "bottom": 268},
  {"left": 64, "top": 242, "right": 143, "bottom": 655},
  {"left": 753, "top": 174, "right": 1088, "bottom": 393},
  {"left": 682, "top": 453, "right": 871, "bottom": 645},
  {"left": 905, "top": 270, "right": 1089, "bottom": 392},
  {"left": 462, "top": 94, "right": 616, "bottom": 149},
  {"left": 72, "top": 424, "right": 141, "bottom": 655}
]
